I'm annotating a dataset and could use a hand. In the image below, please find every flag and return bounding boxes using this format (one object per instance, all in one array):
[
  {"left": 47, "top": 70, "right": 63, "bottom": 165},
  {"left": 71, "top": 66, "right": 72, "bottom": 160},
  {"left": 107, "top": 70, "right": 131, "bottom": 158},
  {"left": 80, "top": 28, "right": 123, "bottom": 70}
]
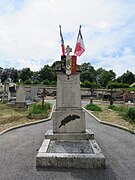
[
  {"left": 74, "top": 26, "right": 85, "bottom": 56},
  {"left": 59, "top": 25, "right": 65, "bottom": 56}
]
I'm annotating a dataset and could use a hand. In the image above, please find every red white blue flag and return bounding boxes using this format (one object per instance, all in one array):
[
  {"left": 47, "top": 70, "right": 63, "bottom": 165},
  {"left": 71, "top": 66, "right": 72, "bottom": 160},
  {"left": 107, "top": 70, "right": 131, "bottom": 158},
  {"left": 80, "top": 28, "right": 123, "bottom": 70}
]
[
  {"left": 59, "top": 25, "right": 65, "bottom": 56},
  {"left": 74, "top": 26, "right": 85, "bottom": 56}
]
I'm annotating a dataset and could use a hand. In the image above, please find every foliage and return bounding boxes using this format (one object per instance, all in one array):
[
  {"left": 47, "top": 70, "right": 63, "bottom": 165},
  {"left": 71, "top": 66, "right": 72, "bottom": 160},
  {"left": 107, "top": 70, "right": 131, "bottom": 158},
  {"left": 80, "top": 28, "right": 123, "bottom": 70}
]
[
  {"left": 81, "top": 80, "right": 91, "bottom": 88},
  {"left": 0, "top": 62, "right": 135, "bottom": 88},
  {"left": 51, "top": 81, "right": 57, "bottom": 85},
  {"left": 127, "top": 107, "right": 135, "bottom": 121},
  {"left": 117, "top": 70, "right": 135, "bottom": 85},
  {"left": 127, "top": 87, "right": 135, "bottom": 91},
  {"left": 10, "top": 68, "right": 18, "bottom": 82},
  {"left": 85, "top": 103, "right": 102, "bottom": 111},
  {"left": 97, "top": 68, "right": 116, "bottom": 87},
  {"left": 107, "top": 82, "right": 130, "bottom": 89},
  {"left": 80, "top": 63, "right": 97, "bottom": 83},
  {"left": 42, "top": 79, "right": 51, "bottom": 85},
  {"left": 32, "top": 80, "right": 40, "bottom": 84},
  {"left": 81, "top": 81, "right": 98, "bottom": 89},
  {"left": 19, "top": 68, "right": 33, "bottom": 82},
  {"left": 108, "top": 105, "right": 119, "bottom": 111},
  {"left": 23, "top": 79, "right": 32, "bottom": 85},
  {"left": 108, "top": 105, "right": 127, "bottom": 112},
  {"left": 29, "top": 102, "right": 51, "bottom": 115},
  {"left": 108, "top": 105, "right": 135, "bottom": 122},
  {"left": 39, "top": 65, "right": 56, "bottom": 82}
]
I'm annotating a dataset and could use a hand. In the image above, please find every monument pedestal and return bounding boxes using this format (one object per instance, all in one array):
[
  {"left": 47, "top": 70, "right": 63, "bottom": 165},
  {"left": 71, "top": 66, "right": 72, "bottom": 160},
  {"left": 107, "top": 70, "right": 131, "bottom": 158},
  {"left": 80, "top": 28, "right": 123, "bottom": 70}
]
[{"left": 36, "top": 52, "right": 105, "bottom": 169}]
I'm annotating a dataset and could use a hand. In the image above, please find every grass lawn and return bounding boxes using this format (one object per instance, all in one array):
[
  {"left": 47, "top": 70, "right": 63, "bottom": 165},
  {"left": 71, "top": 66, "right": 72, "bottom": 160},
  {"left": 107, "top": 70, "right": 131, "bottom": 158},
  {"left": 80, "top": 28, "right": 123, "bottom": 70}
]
[
  {"left": 0, "top": 102, "right": 52, "bottom": 133},
  {"left": 86, "top": 103, "right": 135, "bottom": 132}
]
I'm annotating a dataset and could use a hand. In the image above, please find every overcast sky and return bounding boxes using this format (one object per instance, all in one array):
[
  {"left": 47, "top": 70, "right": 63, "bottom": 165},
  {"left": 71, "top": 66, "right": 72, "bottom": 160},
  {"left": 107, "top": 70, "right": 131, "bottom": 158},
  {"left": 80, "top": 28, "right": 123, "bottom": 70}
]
[{"left": 0, "top": 0, "right": 135, "bottom": 77}]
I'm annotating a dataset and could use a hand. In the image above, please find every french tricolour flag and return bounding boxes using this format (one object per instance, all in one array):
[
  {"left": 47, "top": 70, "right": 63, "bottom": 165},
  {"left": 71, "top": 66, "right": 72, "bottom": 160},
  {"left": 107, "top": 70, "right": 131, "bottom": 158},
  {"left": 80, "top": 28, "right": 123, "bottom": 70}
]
[
  {"left": 59, "top": 25, "right": 65, "bottom": 56},
  {"left": 74, "top": 26, "right": 85, "bottom": 57}
]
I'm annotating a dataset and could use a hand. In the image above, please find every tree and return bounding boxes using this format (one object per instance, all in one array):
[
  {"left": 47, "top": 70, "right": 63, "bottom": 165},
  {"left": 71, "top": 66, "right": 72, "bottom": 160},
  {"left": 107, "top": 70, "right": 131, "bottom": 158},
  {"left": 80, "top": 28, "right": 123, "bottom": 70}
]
[
  {"left": 1, "top": 72, "right": 8, "bottom": 83},
  {"left": 10, "top": 68, "right": 18, "bottom": 83},
  {"left": 80, "top": 63, "right": 97, "bottom": 82},
  {"left": 97, "top": 68, "right": 116, "bottom": 87},
  {"left": 117, "top": 70, "right": 135, "bottom": 85},
  {"left": 19, "top": 68, "right": 33, "bottom": 82},
  {"left": 39, "top": 65, "right": 56, "bottom": 82}
]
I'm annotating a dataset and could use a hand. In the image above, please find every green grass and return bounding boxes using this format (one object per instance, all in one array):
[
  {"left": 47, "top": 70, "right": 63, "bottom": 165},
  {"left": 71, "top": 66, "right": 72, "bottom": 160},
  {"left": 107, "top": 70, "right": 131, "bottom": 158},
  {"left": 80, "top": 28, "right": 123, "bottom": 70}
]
[
  {"left": 108, "top": 104, "right": 135, "bottom": 122},
  {"left": 28, "top": 102, "right": 51, "bottom": 116},
  {"left": 85, "top": 103, "right": 102, "bottom": 112},
  {"left": 87, "top": 103, "right": 135, "bottom": 132}
]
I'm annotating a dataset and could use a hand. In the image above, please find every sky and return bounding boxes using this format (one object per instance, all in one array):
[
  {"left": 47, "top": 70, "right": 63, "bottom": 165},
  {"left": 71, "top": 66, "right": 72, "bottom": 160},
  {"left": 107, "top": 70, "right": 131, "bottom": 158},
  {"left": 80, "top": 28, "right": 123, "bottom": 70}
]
[{"left": 0, "top": 0, "right": 135, "bottom": 77}]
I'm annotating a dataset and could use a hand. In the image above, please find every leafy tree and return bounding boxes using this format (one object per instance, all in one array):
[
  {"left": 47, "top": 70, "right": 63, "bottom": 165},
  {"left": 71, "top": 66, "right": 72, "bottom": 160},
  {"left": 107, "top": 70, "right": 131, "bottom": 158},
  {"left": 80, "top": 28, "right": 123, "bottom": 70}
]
[
  {"left": 1, "top": 72, "right": 8, "bottom": 83},
  {"left": 117, "top": 70, "right": 135, "bottom": 85},
  {"left": 80, "top": 63, "right": 97, "bottom": 82},
  {"left": 39, "top": 65, "right": 56, "bottom": 82},
  {"left": 10, "top": 68, "right": 18, "bottom": 83},
  {"left": 19, "top": 68, "right": 33, "bottom": 82},
  {"left": 97, "top": 68, "right": 116, "bottom": 87}
]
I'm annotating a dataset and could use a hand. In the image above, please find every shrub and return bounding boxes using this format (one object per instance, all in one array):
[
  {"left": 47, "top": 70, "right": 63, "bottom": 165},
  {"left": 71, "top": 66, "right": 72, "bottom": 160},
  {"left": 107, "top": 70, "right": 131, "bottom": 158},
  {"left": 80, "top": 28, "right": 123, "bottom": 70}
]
[
  {"left": 32, "top": 80, "right": 40, "bottom": 84},
  {"left": 107, "top": 82, "right": 130, "bottom": 89},
  {"left": 81, "top": 80, "right": 91, "bottom": 88},
  {"left": 42, "top": 79, "right": 51, "bottom": 85},
  {"left": 127, "top": 107, "right": 135, "bottom": 121},
  {"left": 23, "top": 80, "right": 32, "bottom": 85},
  {"left": 108, "top": 105, "right": 119, "bottom": 111},
  {"left": 29, "top": 102, "right": 51, "bottom": 115},
  {"left": 51, "top": 81, "right": 57, "bottom": 85},
  {"left": 85, "top": 104, "right": 102, "bottom": 111},
  {"left": 108, "top": 105, "right": 127, "bottom": 112}
]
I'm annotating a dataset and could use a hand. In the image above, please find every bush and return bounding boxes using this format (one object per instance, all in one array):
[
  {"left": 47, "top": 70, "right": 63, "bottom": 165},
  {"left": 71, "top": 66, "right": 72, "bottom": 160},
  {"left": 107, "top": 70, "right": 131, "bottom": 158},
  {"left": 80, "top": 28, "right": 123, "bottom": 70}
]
[
  {"left": 42, "top": 79, "right": 51, "bottom": 85},
  {"left": 108, "top": 105, "right": 127, "bottom": 112},
  {"left": 23, "top": 80, "right": 32, "bottom": 85},
  {"left": 81, "top": 80, "right": 91, "bottom": 88},
  {"left": 107, "top": 82, "right": 130, "bottom": 89},
  {"left": 108, "top": 105, "right": 119, "bottom": 111},
  {"left": 85, "top": 104, "right": 102, "bottom": 111},
  {"left": 29, "top": 102, "right": 51, "bottom": 115},
  {"left": 32, "top": 80, "right": 40, "bottom": 84},
  {"left": 127, "top": 107, "right": 135, "bottom": 121},
  {"left": 51, "top": 81, "right": 57, "bottom": 85}
]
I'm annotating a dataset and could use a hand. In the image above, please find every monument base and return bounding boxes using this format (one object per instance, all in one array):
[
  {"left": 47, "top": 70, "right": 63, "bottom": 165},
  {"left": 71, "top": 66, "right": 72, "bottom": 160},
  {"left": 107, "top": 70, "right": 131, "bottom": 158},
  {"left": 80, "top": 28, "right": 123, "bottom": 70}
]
[
  {"left": 36, "top": 129, "right": 106, "bottom": 169},
  {"left": 15, "top": 102, "right": 27, "bottom": 108}
]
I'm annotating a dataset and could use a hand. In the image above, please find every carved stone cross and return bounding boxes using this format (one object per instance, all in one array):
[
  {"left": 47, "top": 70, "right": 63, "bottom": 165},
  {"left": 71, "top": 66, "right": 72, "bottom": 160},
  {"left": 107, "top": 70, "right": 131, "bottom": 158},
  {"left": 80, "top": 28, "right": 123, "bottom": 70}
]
[{"left": 66, "top": 45, "right": 72, "bottom": 56}]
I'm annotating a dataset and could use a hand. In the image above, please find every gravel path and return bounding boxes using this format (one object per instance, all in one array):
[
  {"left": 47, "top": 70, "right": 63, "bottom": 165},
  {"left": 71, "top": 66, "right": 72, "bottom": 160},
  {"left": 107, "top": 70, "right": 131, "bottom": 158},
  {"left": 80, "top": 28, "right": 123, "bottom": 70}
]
[{"left": 0, "top": 100, "right": 135, "bottom": 180}]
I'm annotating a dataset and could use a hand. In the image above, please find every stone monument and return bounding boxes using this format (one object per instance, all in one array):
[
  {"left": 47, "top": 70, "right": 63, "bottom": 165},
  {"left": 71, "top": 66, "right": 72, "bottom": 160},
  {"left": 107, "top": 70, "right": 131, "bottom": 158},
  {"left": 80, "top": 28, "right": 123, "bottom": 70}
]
[
  {"left": 16, "top": 85, "right": 27, "bottom": 108},
  {"left": 36, "top": 46, "right": 105, "bottom": 168}
]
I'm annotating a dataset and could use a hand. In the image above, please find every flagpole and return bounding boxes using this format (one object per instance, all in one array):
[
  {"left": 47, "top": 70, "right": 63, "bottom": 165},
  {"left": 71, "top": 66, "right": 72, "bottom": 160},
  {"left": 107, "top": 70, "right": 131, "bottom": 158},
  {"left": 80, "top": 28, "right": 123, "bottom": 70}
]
[{"left": 59, "top": 25, "right": 65, "bottom": 56}]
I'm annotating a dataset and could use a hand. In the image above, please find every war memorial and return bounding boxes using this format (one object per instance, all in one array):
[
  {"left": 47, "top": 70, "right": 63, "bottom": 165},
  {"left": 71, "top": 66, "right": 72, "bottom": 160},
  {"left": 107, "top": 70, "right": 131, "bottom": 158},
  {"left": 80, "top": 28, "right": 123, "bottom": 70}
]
[{"left": 36, "top": 37, "right": 106, "bottom": 168}]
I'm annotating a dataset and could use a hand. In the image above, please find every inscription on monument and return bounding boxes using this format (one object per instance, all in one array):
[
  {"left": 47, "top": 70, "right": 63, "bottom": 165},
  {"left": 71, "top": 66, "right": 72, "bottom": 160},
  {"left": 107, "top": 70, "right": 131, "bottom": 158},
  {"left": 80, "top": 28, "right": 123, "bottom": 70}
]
[{"left": 56, "top": 73, "right": 81, "bottom": 108}]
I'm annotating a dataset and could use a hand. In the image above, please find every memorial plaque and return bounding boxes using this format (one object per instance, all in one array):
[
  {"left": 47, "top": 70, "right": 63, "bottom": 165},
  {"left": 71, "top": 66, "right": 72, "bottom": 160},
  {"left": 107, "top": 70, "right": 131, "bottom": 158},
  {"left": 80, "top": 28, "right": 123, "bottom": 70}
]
[{"left": 56, "top": 73, "right": 81, "bottom": 109}]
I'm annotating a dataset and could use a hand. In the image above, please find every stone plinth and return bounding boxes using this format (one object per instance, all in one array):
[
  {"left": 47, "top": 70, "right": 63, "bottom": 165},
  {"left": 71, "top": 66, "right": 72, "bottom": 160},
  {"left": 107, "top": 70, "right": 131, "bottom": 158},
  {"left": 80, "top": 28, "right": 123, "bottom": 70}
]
[
  {"left": 36, "top": 138, "right": 106, "bottom": 169},
  {"left": 45, "top": 129, "right": 94, "bottom": 140}
]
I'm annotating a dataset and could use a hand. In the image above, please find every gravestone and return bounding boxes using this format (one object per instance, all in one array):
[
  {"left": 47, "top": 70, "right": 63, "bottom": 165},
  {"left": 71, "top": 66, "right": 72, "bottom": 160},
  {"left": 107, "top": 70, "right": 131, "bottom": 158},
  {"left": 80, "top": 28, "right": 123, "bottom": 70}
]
[
  {"left": 16, "top": 85, "right": 27, "bottom": 108},
  {"left": 2, "top": 81, "right": 9, "bottom": 102},
  {"left": 36, "top": 45, "right": 105, "bottom": 169},
  {"left": 30, "top": 86, "right": 38, "bottom": 101}
]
